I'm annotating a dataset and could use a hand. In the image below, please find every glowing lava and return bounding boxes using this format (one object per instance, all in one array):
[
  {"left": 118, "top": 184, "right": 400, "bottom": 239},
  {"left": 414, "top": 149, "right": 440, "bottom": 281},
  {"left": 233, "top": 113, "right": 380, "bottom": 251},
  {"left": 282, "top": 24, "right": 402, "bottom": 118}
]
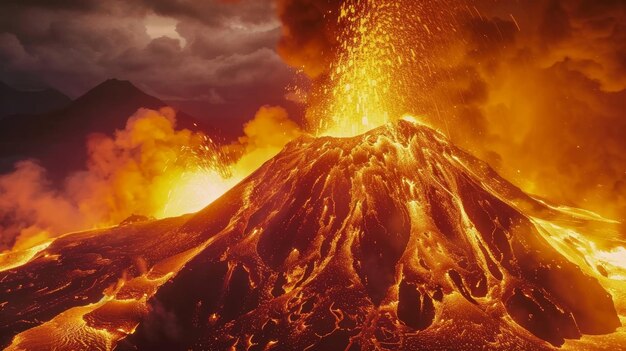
[
  {"left": 312, "top": 0, "right": 463, "bottom": 137},
  {"left": 160, "top": 168, "right": 239, "bottom": 218}
]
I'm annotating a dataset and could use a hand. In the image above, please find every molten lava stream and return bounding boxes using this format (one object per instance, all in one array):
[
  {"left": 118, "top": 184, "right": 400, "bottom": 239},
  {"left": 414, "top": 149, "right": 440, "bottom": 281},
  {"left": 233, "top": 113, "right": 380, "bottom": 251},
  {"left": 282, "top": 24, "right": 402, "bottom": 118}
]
[{"left": 532, "top": 218, "right": 626, "bottom": 350}]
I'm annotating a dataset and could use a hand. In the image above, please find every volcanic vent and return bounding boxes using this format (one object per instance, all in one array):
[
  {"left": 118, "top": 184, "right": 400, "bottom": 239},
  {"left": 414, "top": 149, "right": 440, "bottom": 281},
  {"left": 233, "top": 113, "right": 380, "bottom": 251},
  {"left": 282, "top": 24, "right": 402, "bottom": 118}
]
[{"left": 110, "top": 119, "right": 616, "bottom": 350}]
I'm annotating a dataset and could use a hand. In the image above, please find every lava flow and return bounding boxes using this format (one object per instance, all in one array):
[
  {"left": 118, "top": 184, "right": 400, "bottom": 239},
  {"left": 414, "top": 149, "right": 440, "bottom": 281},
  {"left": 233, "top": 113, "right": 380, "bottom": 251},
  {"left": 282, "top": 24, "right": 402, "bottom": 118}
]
[{"left": 1, "top": 119, "right": 624, "bottom": 350}]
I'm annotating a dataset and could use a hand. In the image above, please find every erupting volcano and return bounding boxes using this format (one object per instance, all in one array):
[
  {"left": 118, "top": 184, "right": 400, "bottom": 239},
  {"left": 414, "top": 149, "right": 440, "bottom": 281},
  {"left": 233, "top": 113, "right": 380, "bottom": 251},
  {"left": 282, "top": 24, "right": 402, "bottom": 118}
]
[
  {"left": 1, "top": 120, "right": 623, "bottom": 350},
  {"left": 1, "top": 0, "right": 625, "bottom": 350}
]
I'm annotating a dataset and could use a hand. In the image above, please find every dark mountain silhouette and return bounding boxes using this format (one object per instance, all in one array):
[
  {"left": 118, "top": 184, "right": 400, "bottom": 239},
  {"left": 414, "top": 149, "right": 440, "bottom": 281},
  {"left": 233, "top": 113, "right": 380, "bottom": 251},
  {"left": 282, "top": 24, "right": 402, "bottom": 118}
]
[
  {"left": 0, "top": 82, "right": 71, "bottom": 118},
  {"left": 0, "top": 120, "right": 620, "bottom": 350},
  {"left": 0, "top": 79, "right": 212, "bottom": 180}
]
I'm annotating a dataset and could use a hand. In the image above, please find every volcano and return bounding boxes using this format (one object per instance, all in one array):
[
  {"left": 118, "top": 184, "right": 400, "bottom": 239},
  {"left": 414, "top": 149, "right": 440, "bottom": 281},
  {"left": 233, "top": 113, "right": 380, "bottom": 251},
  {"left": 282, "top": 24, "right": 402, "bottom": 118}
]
[{"left": 0, "top": 120, "right": 621, "bottom": 350}]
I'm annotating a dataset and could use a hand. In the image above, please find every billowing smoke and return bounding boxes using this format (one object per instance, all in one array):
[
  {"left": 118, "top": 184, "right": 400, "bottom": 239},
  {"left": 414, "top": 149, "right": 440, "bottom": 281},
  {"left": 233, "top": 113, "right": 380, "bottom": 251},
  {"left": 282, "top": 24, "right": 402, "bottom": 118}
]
[
  {"left": 0, "top": 161, "right": 82, "bottom": 250},
  {"left": 228, "top": 105, "right": 303, "bottom": 175},
  {"left": 0, "top": 108, "right": 206, "bottom": 250},
  {"left": 438, "top": 0, "right": 626, "bottom": 224},
  {"left": 0, "top": 106, "right": 302, "bottom": 251},
  {"left": 274, "top": 0, "right": 626, "bottom": 224}
]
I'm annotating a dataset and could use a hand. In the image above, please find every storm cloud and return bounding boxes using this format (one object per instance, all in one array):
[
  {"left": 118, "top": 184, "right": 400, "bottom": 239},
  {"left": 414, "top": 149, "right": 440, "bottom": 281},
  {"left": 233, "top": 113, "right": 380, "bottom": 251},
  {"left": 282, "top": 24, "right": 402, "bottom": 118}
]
[{"left": 0, "top": 0, "right": 297, "bottom": 130}]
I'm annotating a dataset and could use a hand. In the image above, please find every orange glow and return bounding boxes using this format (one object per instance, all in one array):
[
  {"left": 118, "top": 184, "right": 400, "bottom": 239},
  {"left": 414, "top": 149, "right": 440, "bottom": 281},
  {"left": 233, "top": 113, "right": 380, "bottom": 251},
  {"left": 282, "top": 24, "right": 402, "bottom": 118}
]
[
  {"left": 305, "top": 0, "right": 462, "bottom": 137},
  {"left": 315, "top": 1, "right": 406, "bottom": 136},
  {"left": 2, "top": 117, "right": 624, "bottom": 350},
  {"left": 0, "top": 105, "right": 301, "bottom": 253},
  {"left": 147, "top": 105, "right": 302, "bottom": 219},
  {"left": 0, "top": 240, "right": 51, "bottom": 272},
  {"left": 160, "top": 169, "right": 239, "bottom": 218}
]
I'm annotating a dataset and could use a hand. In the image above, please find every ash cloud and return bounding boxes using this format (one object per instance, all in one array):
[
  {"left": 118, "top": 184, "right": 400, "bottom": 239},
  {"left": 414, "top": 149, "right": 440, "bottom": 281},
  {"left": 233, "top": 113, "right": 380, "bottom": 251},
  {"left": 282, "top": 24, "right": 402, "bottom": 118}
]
[{"left": 275, "top": 0, "right": 342, "bottom": 78}]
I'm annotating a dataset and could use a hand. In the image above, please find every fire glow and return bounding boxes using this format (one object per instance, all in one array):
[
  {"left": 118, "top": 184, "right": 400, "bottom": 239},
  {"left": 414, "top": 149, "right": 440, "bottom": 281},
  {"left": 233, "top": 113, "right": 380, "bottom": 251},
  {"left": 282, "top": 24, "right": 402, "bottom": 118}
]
[
  {"left": 0, "top": 105, "right": 299, "bottom": 252},
  {"left": 161, "top": 168, "right": 238, "bottom": 218}
]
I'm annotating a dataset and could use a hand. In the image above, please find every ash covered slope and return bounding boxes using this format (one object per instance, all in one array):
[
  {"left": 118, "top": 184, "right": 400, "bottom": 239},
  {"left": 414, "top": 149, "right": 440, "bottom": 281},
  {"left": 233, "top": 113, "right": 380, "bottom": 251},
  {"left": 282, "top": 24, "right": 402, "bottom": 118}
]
[{"left": 120, "top": 120, "right": 619, "bottom": 350}]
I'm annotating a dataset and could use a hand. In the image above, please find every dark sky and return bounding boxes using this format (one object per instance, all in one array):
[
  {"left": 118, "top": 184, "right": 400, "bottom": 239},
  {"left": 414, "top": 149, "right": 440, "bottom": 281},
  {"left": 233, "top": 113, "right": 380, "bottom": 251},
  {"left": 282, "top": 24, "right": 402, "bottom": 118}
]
[{"left": 0, "top": 0, "right": 299, "bottom": 129}]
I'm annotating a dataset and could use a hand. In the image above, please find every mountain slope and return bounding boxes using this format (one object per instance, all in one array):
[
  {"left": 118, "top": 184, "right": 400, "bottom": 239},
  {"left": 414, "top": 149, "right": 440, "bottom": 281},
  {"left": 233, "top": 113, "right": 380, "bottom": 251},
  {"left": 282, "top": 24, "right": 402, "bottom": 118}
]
[
  {"left": 0, "top": 82, "right": 71, "bottom": 118},
  {"left": 0, "top": 120, "right": 622, "bottom": 350},
  {"left": 0, "top": 79, "right": 211, "bottom": 179}
]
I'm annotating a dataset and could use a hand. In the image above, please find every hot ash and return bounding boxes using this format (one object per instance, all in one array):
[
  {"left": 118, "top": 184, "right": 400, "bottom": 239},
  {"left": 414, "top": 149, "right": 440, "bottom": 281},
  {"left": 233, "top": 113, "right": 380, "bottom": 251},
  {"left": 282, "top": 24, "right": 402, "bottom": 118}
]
[{"left": 0, "top": 105, "right": 301, "bottom": 253}]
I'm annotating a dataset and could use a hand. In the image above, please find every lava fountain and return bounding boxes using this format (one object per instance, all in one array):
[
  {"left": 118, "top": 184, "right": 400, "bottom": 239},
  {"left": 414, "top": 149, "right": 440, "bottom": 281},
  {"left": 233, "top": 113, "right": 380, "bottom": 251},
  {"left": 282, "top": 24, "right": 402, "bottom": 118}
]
[{"left": 312, "top": 0, "right": 463, "bottom": 137}]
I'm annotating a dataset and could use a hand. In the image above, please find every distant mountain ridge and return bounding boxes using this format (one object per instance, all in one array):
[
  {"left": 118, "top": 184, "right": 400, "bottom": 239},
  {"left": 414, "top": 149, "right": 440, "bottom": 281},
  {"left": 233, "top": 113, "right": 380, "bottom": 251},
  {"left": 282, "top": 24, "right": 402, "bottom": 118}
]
[
  {"left": 0, "top": 82, "right": 71, "bottom": 118},
  {"left": 0, "top": 79, "right": 211, "bottom": 180}
]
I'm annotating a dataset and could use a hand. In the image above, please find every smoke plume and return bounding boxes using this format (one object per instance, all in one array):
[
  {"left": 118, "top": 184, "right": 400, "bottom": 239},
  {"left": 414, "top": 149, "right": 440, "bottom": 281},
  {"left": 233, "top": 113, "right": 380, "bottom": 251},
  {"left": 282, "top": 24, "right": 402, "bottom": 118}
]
[
  {"left": 0, "top": 106, "right": 302, "bottom": 251},
  {"left": 229, "top": 105, "right": 303, "bottom": 175},
  {"left": 276, "top": 0, "right": 342, "bottom": 79},
  {"left": 441, "top": 0, "right": 626, "bottom": 224}
]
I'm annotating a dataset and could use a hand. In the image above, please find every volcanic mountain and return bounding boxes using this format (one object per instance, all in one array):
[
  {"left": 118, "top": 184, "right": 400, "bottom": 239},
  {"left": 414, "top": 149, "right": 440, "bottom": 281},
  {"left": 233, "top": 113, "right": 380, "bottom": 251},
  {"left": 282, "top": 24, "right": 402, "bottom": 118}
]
[
  {"left": 0, "top": 82, "right": 71, "bottom": 119},
  {"left": 0, "top": 79, "right": 211, "bottom": 180},
  {"left": 0, "top": 120, "right": 621, "bottom": 350}
]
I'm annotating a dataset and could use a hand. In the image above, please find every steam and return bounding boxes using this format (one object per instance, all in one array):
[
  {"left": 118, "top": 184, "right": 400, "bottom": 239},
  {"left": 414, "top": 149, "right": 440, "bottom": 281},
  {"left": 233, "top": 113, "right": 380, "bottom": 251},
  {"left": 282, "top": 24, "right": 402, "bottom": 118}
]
[{"left": 0, "top": 106, "right": 302, "bottom": 251}]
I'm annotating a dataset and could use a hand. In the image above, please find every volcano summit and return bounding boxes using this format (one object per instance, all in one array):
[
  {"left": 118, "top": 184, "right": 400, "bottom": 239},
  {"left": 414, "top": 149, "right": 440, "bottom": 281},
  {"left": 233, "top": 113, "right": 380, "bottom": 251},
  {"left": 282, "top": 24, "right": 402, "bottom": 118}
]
[{"left": 0, "top": 120, "right": 621, "bottom": 350}]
